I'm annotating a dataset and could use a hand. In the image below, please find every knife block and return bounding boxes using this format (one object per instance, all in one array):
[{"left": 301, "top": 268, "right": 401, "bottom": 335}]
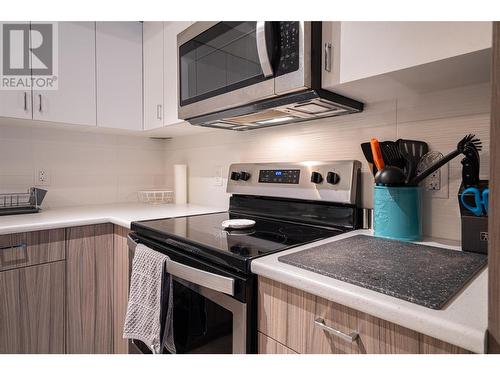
[{"left": 458, "top": 180, "right": 488, "bottom": 255}]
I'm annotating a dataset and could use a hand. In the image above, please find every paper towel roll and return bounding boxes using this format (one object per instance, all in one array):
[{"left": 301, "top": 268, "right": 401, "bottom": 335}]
[{"left": 174, "top": 164, "right": 187, "bottom": 204}]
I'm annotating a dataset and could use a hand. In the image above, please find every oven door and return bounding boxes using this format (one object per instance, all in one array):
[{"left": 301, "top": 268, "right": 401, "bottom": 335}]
[
  {"left": 177, "top": 21, "right": 288, "bottom": 120},
  {"left": 127, "top": 235, "right": 250, "bottom": 354}
]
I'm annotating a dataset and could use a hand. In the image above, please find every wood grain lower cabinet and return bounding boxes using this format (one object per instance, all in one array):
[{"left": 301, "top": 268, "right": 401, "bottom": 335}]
[
  {"left": 258, "top": 277, "right": 470, "bottom": 354},
  {"left": 18, "top": 262, "right": 66, "bottom": 353},
  {"left": 113, "top": 225, "right": 130, "bottom": 354},
  {"left": 0, "top": 261, "right": 65, "bottom": 353},
  {"left": 66, "top": 224, "right": 114, "bottom": 354},
  {"left": 0, "top": 269, "right": 21, "bottom": 353}
]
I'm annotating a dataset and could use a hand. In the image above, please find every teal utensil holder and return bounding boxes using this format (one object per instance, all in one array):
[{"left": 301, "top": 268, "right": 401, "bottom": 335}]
[{"left": 373, "top": 186, "right": 422, "bottom": 241}]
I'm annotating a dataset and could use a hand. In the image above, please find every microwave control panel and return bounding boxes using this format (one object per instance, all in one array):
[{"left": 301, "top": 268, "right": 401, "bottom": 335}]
[{"left": 276, "top": 21, "right": 300, "bottom": 76}]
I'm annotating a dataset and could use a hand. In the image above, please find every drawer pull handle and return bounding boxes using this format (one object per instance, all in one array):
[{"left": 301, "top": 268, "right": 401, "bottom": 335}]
[{"left": 314, "top": 318, "right": 358, "bottom": 343}]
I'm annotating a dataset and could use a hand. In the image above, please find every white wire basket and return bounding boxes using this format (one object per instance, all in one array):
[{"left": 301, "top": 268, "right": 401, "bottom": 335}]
[{"left": 137, "top": 190, "right": 174, "bottom": 204}]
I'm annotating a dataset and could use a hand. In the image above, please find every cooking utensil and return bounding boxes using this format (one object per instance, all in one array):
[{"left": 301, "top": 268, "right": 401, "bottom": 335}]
[
  {"left": 370, "top": 138, "right": 385, "bottom": 171},
  {"left": 380, "top": 141, "right": 406, "bottom": 170},
  {"left": 374, "top": 166, "right": 406, "bottom": 186},
  {"left": 461, "top": 143, "right": 480, "bottom": 187},
  {"left": 460, "top": 187, "right": 489, "bottom": 216},
  {"left": 397, "top": 139, "right": 429, "bottom": 184},
  {"left": 360, "top": 142, "right": 377, "bottom": 177},
  {"left": 409, "top": 134, "right": 482, "bottom": 186}
]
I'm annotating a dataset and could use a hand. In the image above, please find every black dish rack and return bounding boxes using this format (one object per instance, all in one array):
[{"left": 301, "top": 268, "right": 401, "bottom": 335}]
[{"left": 0, "top": 187, "right": 47, "bottom": 216}]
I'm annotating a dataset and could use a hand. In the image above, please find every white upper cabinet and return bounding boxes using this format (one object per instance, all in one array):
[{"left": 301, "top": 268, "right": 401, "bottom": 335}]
[
  {"left": 143, "top": 22, "right": 164, "bottom": 130},
  {"left": 33, "top": 22, "right": 96, "bottom": 126},
  {"left": 322, "top": 21, "right": 492, "bottom": 102},
  {"left": 325, "top": 22, "right": 492, "bottom": 86},
  {"left": 0, "top": 21, "right": 32, "bottom": 119},
  {"left": 96, "top": 22, "right": 143, "bottom": 131},
  {"left": 163, "top": 21, "right": 193, "bottom": 126}
]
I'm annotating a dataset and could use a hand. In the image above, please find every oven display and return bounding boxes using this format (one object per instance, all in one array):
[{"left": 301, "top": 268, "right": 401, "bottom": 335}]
[{"left": 258, "top": 169, "right": 300, "bottom": 184}]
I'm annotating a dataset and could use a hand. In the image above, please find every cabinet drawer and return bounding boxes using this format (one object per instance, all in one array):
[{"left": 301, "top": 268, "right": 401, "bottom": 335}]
[
  {"left": 258, "top": 277, "right": 469, "bottom": 354},
  {"left": 0, "top": 229, "right": 65, "bottom": 272}
]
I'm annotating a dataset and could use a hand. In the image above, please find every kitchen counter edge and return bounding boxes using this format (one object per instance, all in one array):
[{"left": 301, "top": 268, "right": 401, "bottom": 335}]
[{"left": 0, "top": 203, "right": 226, "bottom": 235}]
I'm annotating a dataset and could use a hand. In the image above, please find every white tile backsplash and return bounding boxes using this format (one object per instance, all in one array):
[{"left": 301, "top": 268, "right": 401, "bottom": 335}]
[
  {"left": 0, "top": 82, "right": 491, "bottom": 241},
  {"left": 164, "top": 83, "right": 491, "bottom": 241},
  {"left": 0, "top": 124, "right": 168, "bottom": 208}
]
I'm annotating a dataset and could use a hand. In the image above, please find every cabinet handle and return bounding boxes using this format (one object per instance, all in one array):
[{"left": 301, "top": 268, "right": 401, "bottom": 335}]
[
  {"left": 324, "top": 42, "right": 332, "bottom": 72},
  {"left": 38, "top": 94, "right": 42, "bottom": 112},
  {"left": 156, "top": 104, "right": 162, "bottom": 120},
  {"left": 23, "top": 92, "right": 28, "bottom": 111},
  {"left": 0, "top": 243, "right": 29, "bottom": 267},
  {"left": 314, "top": 318, "right": 358, "bottom": 343}
]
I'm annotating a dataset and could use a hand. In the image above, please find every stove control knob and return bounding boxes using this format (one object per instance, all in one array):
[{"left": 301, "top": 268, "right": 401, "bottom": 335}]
[
  {"left": 327, "top": 172, "right": 340, "bottom": 185},
  {"left": 240, "top": 171, "right": 251, "bottom": 181},
  {"left": 231, "top": 171, "right": 241, "bottom": 181},
  {"left": 310, "top": 171, "right": 323, "bottom": 184}
]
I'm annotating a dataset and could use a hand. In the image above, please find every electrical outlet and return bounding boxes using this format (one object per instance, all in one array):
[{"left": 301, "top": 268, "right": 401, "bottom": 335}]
[
  {"left": 36, "top": 169, "right": 50, "bottom": 186},
  {"left": 424, "top": 163, "right": 449, "bottom": 199},
  {"left": 214, "top": 166, "right": 223, "bottom": 186}
]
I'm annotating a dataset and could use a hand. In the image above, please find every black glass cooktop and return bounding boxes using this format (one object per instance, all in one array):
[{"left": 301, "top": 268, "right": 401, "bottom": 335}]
[{"left": 132, "top": 212, "right": 342, "bottom": 273}]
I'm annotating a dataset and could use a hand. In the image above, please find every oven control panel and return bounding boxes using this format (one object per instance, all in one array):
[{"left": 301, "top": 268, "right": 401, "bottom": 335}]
[
  {"left": 227, "top": 161, "right": 361, "bottom": 205},
  {"left": 258, "top": 169, "right": 300, "bottom": 184}
]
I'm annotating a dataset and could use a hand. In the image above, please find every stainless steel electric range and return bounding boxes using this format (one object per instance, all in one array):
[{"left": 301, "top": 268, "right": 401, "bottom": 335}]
[{"left": 128, "top": 160, "right": 362, "bottom": 354}]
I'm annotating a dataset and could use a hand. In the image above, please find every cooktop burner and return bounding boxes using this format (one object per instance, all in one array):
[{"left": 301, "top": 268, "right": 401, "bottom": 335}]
[{"left": 132, "top": 212, "right": 342, "bottom": 272}]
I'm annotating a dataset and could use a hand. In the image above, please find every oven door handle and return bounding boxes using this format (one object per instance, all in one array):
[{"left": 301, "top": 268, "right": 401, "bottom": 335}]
[
  {"left": 256, "top": 21, "right": 274, "bottom": 78},
  {"left": 128, "top": 235, "right": 235, "bottom": 296}
]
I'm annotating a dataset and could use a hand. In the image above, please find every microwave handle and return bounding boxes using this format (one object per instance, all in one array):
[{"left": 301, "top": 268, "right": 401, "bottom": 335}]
[
  {"left": 127, "top": 235, "right": 235, "bottom": 296},
  {"left": 256, "top": 22, "right": 274, "bottom": 77}
]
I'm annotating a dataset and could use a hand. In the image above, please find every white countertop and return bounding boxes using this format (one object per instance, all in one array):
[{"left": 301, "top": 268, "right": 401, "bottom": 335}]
[
  {"left": 0, "top": 202, "right": 225, "bottom": 235},
  {"left": 251, "top": 229, "right": 487, "bottom": 353}
]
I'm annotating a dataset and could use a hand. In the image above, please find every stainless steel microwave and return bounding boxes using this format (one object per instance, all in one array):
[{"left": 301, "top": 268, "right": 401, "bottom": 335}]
[{"left": 177, "top": 21, "right": 364, "bottom": 131}]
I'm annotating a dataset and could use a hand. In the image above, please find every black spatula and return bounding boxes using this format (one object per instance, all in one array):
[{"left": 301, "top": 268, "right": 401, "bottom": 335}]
[{"left": 398, "top": 139, "right": 429, "bottom": 184}]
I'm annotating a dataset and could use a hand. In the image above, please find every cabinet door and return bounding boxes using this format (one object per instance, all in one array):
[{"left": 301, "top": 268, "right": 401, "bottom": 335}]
[
  {"left": 0, "top": 262, "right": 65, "bottom": 354},
  {"left": 143, "top": 22, "right": 164, "bottom": 130},
  {"left": 0, "top": 21, "right": 33, "bottom": 119},
  {"left": 18, "top": 261, "right": 65, "bottom": 353},
  {"left": 163, "top": 21, "right": 193, "bottom": 126},
  {"left": 66, "top": 224, "right": 114, "bottom": 354},
  {"left": 32, "top": 22, "right": 96, "bottom": 126},
  {"left": 96, "top": 22, "right": 143, "bottom": 130},
  {"left": 0, "top": 269, "right": 21, "bottom": 353},
  {"left": 336, "top": 22, "right": 492, "bottom": 84}
]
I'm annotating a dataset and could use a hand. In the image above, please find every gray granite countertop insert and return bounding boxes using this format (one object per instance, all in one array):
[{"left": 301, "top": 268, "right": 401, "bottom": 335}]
[{"left": 278, "top": 235, "right": 487, "bottom": 309}]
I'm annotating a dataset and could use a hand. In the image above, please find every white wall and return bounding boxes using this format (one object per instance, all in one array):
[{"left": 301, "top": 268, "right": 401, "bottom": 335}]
[
  {"left": 0, "top": 124, "right": 168, "bottom": 208},
  {"left": 164, "top": 83, "right": 491, "bottom": 241}
]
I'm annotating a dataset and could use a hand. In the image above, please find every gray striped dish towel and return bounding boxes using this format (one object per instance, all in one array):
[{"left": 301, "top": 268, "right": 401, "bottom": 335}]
[{"left": 123, "top": 243, "right": 176, "bottom": 354}]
